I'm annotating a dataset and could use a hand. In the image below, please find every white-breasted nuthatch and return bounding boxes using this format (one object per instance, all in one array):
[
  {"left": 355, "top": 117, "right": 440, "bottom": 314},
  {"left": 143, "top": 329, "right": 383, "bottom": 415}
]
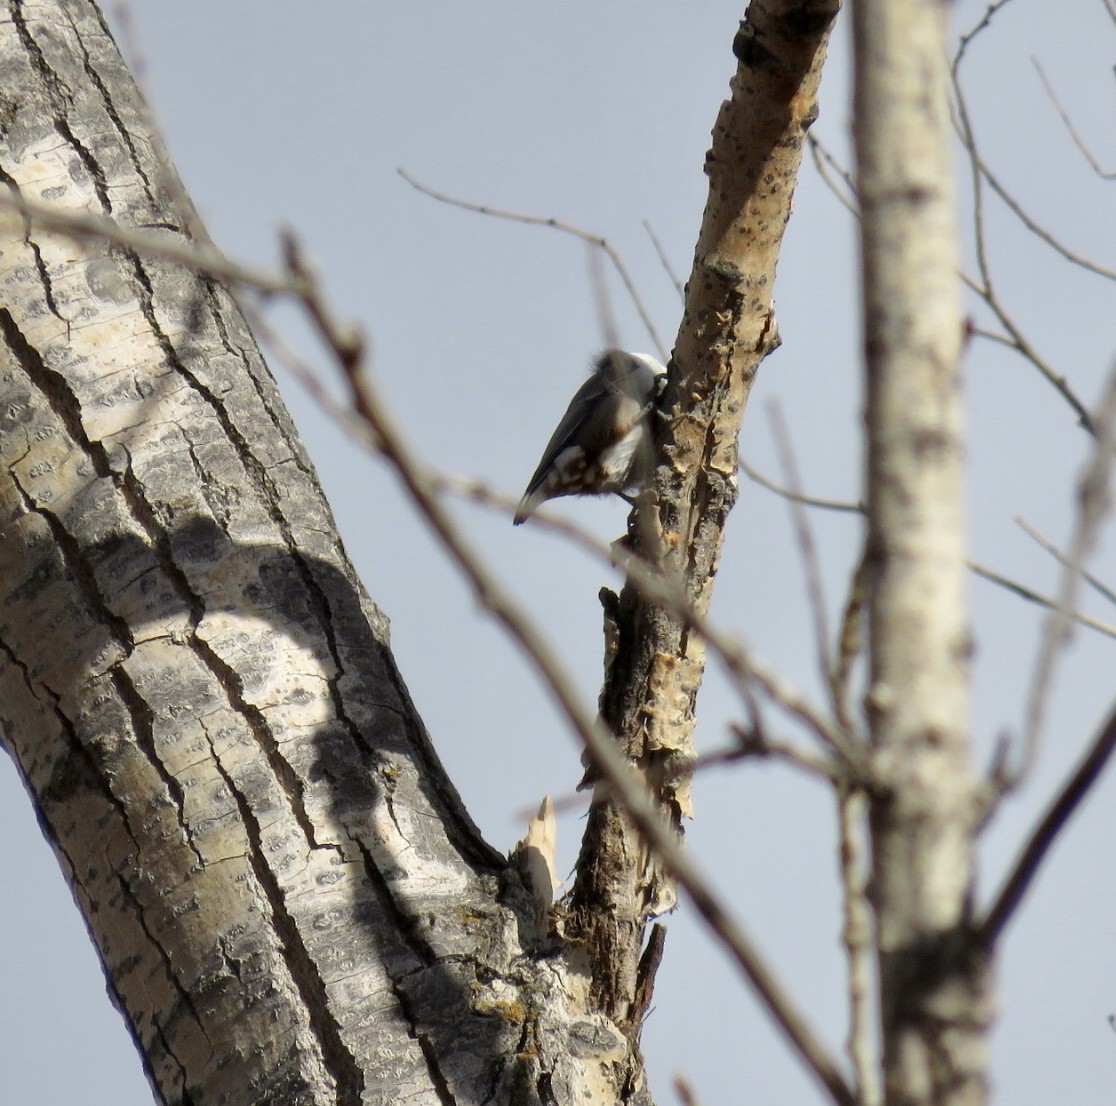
[{"left": 513, "top": 349, "right": 667, "bottom": 525}]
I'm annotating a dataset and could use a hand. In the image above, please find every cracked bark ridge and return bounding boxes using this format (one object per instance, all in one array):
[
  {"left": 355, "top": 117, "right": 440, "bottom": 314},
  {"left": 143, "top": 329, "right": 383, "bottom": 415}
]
[
  {"left": 566, "top": 0, "right": 840, "bottom": 1078},
  {"left": 0, "top": 3, "right": 631, "bottom": 1104}
]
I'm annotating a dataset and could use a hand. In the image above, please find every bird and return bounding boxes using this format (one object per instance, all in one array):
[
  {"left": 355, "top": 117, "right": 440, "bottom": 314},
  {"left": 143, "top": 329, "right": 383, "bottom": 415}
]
[{"left": 513, "top": 349, "right": 667, "bottom": 525}]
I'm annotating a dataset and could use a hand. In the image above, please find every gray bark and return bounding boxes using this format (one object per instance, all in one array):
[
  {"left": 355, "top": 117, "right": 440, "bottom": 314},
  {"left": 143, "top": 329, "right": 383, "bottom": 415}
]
[
  {"left": 0, "top": 1, "right": 862, "bottom": 1103},
  {"left": 0, "top": 3, "right": 623, "bottom": 1103},
  {"left": 853, "top": 0, "right": 993, "bottom": 1102}
]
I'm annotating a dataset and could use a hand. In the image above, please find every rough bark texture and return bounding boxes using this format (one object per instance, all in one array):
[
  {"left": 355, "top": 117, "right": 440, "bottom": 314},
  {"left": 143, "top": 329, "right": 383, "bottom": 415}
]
[
  {"left": 852, "top": 1, "right": 992, "bottom": 1103},
  {"left": 0, "top": 3, "right": 634, "bottom": 1104},
  {"left": 566, "top": 0, "right": 840, "bottom": 1071}
]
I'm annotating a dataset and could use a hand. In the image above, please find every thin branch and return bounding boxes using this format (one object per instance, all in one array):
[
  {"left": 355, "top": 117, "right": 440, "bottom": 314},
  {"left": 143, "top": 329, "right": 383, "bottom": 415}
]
[
  {"left": 1011, "top": 367, "right": 1116, "bottom": 792},
  {"left": 809, "top": 95, "right": 1096, "bottom": 433},
  {"left": 971, "top": 142, "right": 1116, "bottom": 283},
  {"left": 0, "top": 185, "right": 307, "bottom": 296},
  {"left": 587, "top": 239, "right": 622, "bottom": 351},
  {"left": 807, "top": 134, "right": 859, "bottom": 216},
  {"left": 730, "top": 723, "right": 847, "bottom": 785},
  {"left": 967, "top": 325, "right": 1018, "bottom": 351},
  {"left": 1032, "top": 56, "right": 1116, "bottom": 179},
  {"left": 955, "top": 0, "right": 1019, "bottom": 64},
  {"left": 982, "top": 697, "right": 1116, "bottom": 943},
  {"left": 838, "top": 788, "right": 880, "bottom": 1106},
  {"left": 740, "top": 458, "right": 864, "bottom": 514},
  {"left": 242, "top": 300, "right": 378, "bottom": 448},
  {"left": 441, "top": 475, "right": 860, "bottom": 766},
  {"left": 737, "top": 455, "right": 1116, "bottom": 640},
  {"left": 537, "top": 724, "right": 845, "bottom": 821},
  {"left": 970, "top": 560, "right": 1116, "bottom": 640},
  {"left": 459, "top": 463, "right": 1116, "bottom": 657},
  {"left": 809, "top": 125, "right": 1094, "bottom": 432},
  {"left": 642, "top": 219, "right": 685, "bottom": 298},
  {"left": 1016, "top": 516, "right": 1116, "bottom": 609},
  {"left": 769, "top": 404, "right": 837, "bottom": 723},
  {"left": 281, "top": 235, "right": 856, "bottom": 1106},
  {"left": 673, "top": 1075, "right": 703, "bottom": 1106},
  {"left": 959, "top": 270, "right": 1094, "bottom": 433},
  {"left": 831, "top": 547, "right": 870, "bottom": 733},
  {"left": 950, "top": 76, "right": 1097, "bottom": 431},
  {"left": 397, "top": 168, "right": 668, "bottom": 361}
]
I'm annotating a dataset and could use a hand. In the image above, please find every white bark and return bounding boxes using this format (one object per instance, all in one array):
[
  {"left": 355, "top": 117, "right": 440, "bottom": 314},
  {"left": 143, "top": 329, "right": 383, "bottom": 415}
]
[
  {"left": 852, "top": 1, "right": 992, "bottom": 1103},
  {"left": 0, "top": 4, "right": 627, "bottom": 1103},
  {"left": 0, "top": 2, "right": 856, "bottom": 1103}
]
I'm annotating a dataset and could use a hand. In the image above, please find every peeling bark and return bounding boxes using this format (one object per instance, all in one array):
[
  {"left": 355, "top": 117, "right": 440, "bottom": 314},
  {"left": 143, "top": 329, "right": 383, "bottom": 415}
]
[{"left": 566, "top": 0, "right": 841, "bottom": 1080}]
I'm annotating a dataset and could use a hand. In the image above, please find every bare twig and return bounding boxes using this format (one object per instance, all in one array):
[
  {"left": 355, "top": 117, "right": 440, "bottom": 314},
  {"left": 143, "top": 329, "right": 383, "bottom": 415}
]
[
  {"left": 732, "top": 451, "right": 1116, "bottom": 644},
  {"left": 769, "top": 404, "right": 837, "bottom": 721},
  {"left": 1010, "top": 367, "right": 1116, "bottom": 792},
  {"left": 642, "top": 219, "right": 685, "bottom": 298},
  {"left": 838, "top": 788, "right": 880, "bottom": 1106},
  {"left": 0, "top": 185, "right": 306, "bottom": 296},
  {"left": 961, "top": 270, "right": 1094, "bottom": 432},
  {"left": 950, "top": 13, "right": 1116, "bottom": 442},
  {"left": 397, "top": 168, "right": 668, "bottom": 361},
  {"left": 535, "top": 724, "right": 844, "bottom": 822},
  {"left": 1016, "top": 517, "right": 1116, "bottom": 609},
  {"left": 442, "top": 476, "right": 859, "bottom": 764},
  {"left": 831, "top": 547, "right": 870, "bottom": 733},
  {"left": 110, "top": 2, "right": 149, "bottom": 84},
  {"left": 730, "top": 723, "right": 847, "bottom": 785},
  {"left": 967, "top": 325, "right": 1017, "bottom": 352},
  {"left": 280, "top": 235, "right": 855, "bottom": 1106},
  {"left": 809, "top": 75, "right": 1096, "bottom": 435},
  {"left": 673, "top": 1075, "right": 703, "bottom": 1106},
  {"left": 740, "top": 458, "right": 864, "bottom": 514},
  {"left": 738, "top": 448, "right": 1115, "bottom": 641},
  {"left": 241, "top": 300, "right": 377, "bottom": 448},
  {"left": 970, "top": 560, "right": 1116, "bottom": 640},
  {"left": 807, "top": 134, "right": 859, "bottom": 216},
  {"left": 982, "top": 696, "right": 1116, "bottom": 942},
  {"left": 1032, "top": 56, "right": 1116, "bottom": 179},
  {"left": 950, "top": 77, "right": 1097, "bottom": 432},
  {"left": 588, "top": 241, "right": 622, "bottom": 351},
  {"left": 955, "top": 0, "right": 1019, "bottom": 63},
  {"left": 809, "top": 122, "right": 1094, "bottom": 432},
  {"left": 970, "top": 143, "right": 1116, "bottom": 283}
]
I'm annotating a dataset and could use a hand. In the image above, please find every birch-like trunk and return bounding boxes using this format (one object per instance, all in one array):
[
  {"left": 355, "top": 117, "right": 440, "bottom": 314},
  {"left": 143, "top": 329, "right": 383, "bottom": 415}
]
[
  {"left": 852, "top": 1, "right": 993, "bottom": 1102},
  {"left": 0, "top": 0, "right": 845, "bottom": 1103},
  {"left": 0, "top": 4, "right": 622, "bottom": 1104}
]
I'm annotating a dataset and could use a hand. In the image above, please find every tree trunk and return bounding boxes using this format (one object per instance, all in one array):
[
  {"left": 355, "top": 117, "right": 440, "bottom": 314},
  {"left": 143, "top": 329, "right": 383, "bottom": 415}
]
[
  {"left": 568, "top": 0, "right": 840, "bottom": 1046},
  {"left": 853, "top": 0, "right": 993, "bottom": 1102},
  {"left": 0, "top": 1, "right": 845, "bottom": 1103},
  {"left": 0, "top": 4, "right": 620, "bottom": 1103}
]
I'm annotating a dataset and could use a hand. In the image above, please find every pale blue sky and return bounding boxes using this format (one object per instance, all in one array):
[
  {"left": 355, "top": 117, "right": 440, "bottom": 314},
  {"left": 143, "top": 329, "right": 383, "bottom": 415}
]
[{"left": 2, "top": 3, "right": 1115, "bottom": 1104}]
